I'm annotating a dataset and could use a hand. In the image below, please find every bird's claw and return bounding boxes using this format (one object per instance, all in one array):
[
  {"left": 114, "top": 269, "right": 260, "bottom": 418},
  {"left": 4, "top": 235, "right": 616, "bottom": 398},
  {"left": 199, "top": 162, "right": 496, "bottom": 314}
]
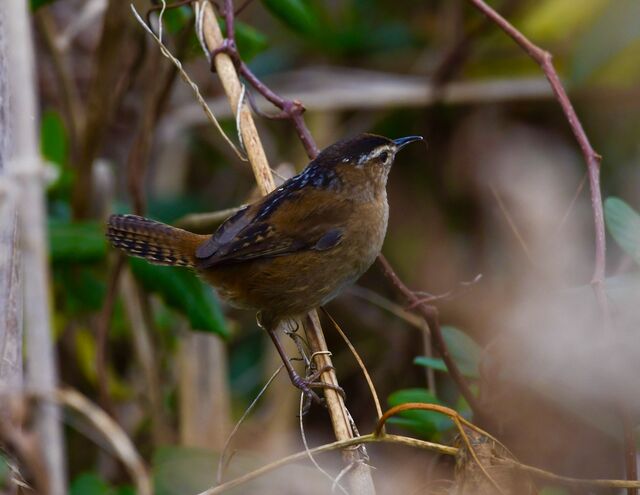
[{"left": 291, "top": 366, "right": 347, "bottom": 415}]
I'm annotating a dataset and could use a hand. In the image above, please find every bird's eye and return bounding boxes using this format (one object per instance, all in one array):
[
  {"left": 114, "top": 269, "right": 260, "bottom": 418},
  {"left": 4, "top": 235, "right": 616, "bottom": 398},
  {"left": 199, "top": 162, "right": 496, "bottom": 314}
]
[{"left": 379, "top": 152, "right": 389, "bottom": 163}]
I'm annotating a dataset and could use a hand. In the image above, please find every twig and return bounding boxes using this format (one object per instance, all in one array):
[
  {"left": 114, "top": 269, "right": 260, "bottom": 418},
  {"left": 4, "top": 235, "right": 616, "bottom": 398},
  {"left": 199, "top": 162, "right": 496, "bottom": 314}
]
[
  {"left": 175, "top": 205, "right": 246, "bottom": 230},
  {"left": 322, "top": 308, "right": 383, "bottom": 423},
  {"left": 554, "top": 172, "right": 588, "bottom": 235},
  {"left": 203, "top": 0, "right": 319, "bottom": 158},
  {"left": 488, "top": 183, "right": 535, "bottom": 267},
  {"left": 467, "top": 0, "right": 636, "bottom": 490},
  {"left": 298, "top": 392, "right": 349, "bottom": 495},
  {"left": 377, "top": 254, "right": 482, "bottom": 418},
  {"left": 131, "top": 4, "right": 246, "bottom": 162}
]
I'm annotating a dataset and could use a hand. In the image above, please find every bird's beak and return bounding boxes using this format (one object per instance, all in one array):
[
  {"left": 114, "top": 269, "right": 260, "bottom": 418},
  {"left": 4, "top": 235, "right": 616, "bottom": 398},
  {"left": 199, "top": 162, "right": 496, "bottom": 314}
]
[{"left": 393, "top": 135, "right": 424, "bottom": 151}]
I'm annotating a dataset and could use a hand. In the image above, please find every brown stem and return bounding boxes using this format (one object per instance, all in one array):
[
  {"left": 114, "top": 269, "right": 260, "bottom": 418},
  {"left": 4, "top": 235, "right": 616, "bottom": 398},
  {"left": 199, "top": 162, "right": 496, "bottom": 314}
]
[
  {"left": 467, "top": 0, "right": 636, "bottom": 490},
  {"left": 213, "top": 0, "right": 320, "bottom": 158},
  {"left": 377, "top": 254, "right": 482, "bottom": 418}
]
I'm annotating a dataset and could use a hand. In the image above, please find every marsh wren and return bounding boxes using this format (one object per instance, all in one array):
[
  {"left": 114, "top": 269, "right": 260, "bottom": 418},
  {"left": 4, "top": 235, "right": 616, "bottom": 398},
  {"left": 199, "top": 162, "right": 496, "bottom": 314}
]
[{"left": 107, "top": 133, "right": 423, "bottom": 402}]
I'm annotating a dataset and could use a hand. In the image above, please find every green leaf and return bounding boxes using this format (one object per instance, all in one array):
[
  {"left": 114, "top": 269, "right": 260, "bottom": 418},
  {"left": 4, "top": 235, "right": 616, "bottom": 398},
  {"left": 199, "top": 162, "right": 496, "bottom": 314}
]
[
  {"left": 387, "top": 388, "right": 452, "bottom": 439},
  {"left": 41, "top": 110, "right": 67, "bottom": 167},
  {"left": 570, "top": 0, "right": 640, "bottom": 84},
  {"left": 70, "top": 473, "right": 113, "bottom": 495},
  {"left": 130, "top": 258, "right": 228, "bottom": 337},
  {"left": 261, "top": 0, "right": 320, "bottom": 37},
  {"left": 414, "top": 326, "right": 480, "bottom": 378},
  {"left": 48, "top": 220, "right": 107, "bottom": 262},
  {"left": 605, "top": 197, "right": 640, "bottom": 265}
]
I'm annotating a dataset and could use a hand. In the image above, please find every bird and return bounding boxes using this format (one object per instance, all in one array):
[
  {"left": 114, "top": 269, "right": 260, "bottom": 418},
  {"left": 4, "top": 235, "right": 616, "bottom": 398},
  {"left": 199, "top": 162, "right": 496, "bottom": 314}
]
[{"left": 107, "top": 133, "right": 423, "bottom": 403}]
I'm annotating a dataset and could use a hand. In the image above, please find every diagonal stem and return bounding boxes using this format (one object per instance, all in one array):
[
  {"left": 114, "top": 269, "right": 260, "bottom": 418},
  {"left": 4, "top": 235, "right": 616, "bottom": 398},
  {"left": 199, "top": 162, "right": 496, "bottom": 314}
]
[{"left": 377, "top": 254, "right": 483, "bottom": 418}]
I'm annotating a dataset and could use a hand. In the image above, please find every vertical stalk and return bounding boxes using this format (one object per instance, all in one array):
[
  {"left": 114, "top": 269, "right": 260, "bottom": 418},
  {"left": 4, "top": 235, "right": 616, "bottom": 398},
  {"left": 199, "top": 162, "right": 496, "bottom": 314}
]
[
  {"left": 0, "top": 11, "right": 23, "bottom": 414},
  {"left": 4, "top": 1, "right": 66, "bottom": 493}
]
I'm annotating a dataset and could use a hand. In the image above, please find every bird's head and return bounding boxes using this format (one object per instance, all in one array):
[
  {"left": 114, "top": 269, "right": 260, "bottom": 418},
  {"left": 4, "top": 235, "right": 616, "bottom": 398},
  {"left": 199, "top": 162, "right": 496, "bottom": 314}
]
[{"left": 311, "top": 133, "right": 424, "bottom": 190}]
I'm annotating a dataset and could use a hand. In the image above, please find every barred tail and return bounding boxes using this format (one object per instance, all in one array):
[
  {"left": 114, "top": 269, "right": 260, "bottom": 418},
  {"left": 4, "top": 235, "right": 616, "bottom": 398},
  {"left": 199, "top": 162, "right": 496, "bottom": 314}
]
[{"left": 106, "top": 214, "right": 207, "bottom": 268}]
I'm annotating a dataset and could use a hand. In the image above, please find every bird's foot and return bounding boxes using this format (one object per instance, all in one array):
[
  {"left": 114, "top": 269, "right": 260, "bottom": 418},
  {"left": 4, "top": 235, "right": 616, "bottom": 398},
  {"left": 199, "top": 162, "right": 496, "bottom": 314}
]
[{"left": 290, "top": 366, "right": 347, "bottom": 415}]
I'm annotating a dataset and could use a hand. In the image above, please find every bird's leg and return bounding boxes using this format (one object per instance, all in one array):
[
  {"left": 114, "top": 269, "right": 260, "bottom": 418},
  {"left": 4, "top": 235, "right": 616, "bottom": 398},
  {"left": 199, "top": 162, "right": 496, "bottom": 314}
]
[
  {"left": 259, "top": 314, "right": 346, "bottom": 409},
  {"left": 264, "top": 323, "right": 324, "bottom": 406},
  {"left": 281, "top": 320, "right": 346, "bottom": 399}
]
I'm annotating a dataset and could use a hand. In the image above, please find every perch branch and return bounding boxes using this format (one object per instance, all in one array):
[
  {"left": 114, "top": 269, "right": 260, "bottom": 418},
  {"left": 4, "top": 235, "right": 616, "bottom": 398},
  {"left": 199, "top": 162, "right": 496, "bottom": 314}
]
[
  {"left": 467, "top": 0, "right": 636, "bottom": 490},
  {"left": 194, "top": 2, "right": 375, "bottom": 492}
]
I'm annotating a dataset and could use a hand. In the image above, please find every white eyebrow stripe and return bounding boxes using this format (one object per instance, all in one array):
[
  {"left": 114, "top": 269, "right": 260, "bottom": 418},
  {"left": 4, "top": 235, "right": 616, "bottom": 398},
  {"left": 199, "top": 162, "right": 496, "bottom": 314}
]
[{"left": 356, "top": 145, "right": 395, "bottom": 166}]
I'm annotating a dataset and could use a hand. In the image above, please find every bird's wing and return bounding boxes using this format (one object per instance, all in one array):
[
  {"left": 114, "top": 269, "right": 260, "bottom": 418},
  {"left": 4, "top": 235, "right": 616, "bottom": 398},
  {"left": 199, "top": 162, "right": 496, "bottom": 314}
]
[{"left": 195, "top": 186, "right": 350, "bottom": 268}]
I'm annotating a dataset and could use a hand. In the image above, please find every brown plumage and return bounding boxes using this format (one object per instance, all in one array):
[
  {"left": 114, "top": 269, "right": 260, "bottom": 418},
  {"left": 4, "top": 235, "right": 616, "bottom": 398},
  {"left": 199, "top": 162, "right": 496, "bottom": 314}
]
[{"left": 106, "top": 133, "right": 423, "bottom": 402}]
